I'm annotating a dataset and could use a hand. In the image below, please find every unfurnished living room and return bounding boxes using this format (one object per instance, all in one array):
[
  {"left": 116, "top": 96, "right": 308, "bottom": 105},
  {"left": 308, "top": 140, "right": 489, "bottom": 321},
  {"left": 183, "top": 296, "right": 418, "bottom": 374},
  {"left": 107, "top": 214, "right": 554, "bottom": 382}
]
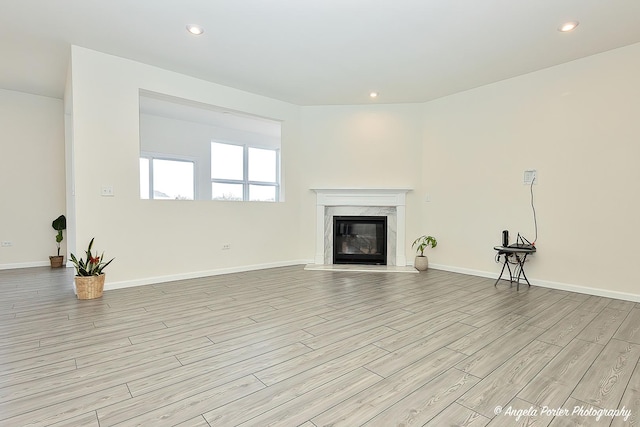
[{"left": 1, "top": 1, "right": 640, "bottom": 426}]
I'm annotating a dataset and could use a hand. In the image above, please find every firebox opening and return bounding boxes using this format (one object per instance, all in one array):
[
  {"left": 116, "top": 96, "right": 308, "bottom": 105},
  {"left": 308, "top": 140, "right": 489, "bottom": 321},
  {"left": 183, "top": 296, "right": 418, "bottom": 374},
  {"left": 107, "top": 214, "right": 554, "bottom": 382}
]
[{"left": 333, "top": 216, "right": 387, "bottom": 265}]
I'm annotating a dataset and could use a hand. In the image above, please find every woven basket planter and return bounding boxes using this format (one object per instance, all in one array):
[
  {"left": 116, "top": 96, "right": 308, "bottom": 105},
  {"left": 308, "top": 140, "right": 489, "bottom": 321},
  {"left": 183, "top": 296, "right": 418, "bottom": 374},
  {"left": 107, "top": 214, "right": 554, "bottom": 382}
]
[
  {"left": 75, "top": 274, "right": 105, "bottom": 300},
  {"left": 49, "top": 256, "right": 64, "bottom": 268}
]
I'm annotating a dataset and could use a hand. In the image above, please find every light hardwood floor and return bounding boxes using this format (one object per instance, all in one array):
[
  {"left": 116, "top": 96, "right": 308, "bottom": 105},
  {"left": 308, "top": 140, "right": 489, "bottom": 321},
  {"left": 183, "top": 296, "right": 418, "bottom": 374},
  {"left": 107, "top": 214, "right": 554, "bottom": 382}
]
[{"left": 1, "top": 265, "right": 639, "bottom": 426}]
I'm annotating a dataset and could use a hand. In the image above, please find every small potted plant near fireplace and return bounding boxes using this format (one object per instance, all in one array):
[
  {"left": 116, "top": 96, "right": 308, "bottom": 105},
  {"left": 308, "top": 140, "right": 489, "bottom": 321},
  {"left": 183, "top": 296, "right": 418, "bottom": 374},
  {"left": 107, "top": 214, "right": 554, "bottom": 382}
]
[
  {"left": 49, "top": 215, "right": 66, "bottom": 268},
  {"left": 412, "top": 235, "right": 437, "bottom": 271},
  {"left": 70, "top": 238, "right": 114, "bottom": 299}
]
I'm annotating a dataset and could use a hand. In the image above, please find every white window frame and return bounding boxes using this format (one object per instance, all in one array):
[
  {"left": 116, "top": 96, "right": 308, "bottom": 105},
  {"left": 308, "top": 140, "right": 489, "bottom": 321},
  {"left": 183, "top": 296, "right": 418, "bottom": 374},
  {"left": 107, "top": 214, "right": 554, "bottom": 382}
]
[
  {"left": 140, "top": 153, "right": 197, "bottom": 200},
  {"left": 211, "top": 141, "right": 280, "bottom": 202}
]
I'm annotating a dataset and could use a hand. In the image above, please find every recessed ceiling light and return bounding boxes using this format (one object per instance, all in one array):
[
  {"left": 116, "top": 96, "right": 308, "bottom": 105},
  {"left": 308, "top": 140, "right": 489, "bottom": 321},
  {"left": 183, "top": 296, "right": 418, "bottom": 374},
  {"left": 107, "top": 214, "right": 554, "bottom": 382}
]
[
  {"left": 369, "top": 92, "right": 379, "bottom": 99},
  {"left": 558, "top": 21, "right": 579, "bottom": 32},
  {"left": 186, "top": 24, "right": 204, "bottom": 36}
]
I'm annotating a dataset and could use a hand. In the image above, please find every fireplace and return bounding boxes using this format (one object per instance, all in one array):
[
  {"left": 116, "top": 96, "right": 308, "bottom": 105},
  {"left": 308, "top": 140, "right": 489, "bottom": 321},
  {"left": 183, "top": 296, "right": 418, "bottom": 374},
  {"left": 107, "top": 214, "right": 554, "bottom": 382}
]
[
  {"left": 333, "top": 216, "right": 387, "bottom": 265},
  {"left": 311, "top": 188, "right": 411, "bottom": 266}
]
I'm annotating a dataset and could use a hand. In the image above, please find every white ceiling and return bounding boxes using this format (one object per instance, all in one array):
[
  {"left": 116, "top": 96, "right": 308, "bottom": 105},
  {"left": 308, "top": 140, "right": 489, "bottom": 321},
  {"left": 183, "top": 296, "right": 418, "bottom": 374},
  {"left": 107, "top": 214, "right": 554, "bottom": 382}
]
[{"left": 1, "top": 0, "right": 640, "bottom": 105}]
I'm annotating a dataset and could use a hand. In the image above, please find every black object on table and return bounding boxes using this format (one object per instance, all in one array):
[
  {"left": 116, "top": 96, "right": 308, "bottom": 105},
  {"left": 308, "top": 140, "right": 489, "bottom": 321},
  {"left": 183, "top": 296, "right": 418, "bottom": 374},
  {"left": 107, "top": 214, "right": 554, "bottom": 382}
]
[{"left": 493, "top": 244, "right": 536, "bottom": 290}]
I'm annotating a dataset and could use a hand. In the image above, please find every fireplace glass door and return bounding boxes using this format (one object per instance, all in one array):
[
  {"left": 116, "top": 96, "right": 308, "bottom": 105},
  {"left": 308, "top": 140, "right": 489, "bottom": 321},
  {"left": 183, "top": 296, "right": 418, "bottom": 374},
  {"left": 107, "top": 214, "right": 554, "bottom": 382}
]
[{"left": 333, "top": 216, "right": 387, "bottom": 265}]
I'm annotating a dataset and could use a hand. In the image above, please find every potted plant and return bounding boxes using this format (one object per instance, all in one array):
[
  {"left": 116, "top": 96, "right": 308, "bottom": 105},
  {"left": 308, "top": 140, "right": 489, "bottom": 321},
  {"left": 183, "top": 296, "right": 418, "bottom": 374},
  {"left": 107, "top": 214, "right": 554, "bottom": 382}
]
[
  {"left": 412, "top": 235, "right": 437, "bottom": 271},
  {"left": 49, "top": 215, "right": 66, "bottom": 268},
  {"left": 69, "top": 238, "right": 114, "bottom": 299}
]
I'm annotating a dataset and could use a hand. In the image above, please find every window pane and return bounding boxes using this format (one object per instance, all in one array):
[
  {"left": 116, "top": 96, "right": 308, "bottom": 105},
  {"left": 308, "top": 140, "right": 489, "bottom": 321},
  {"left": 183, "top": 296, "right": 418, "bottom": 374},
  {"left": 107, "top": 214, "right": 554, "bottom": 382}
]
[
  {"left": 211, "top": 142, "right": 243, "bottom": 180},
  {"left": 140, "top": 158, "right": 150, "bottom": 199},
  {"left": 248, "top": 147, "right": 276, "bottom": 182},
  {"left": 212, "top": 183, "right": 243, "bottom": 201},
  {"left": 153, "top": 159, "right": 194, "bottom": 200},
  {"left": 249, "top": 185, "right": 276, "bottom": 202}
]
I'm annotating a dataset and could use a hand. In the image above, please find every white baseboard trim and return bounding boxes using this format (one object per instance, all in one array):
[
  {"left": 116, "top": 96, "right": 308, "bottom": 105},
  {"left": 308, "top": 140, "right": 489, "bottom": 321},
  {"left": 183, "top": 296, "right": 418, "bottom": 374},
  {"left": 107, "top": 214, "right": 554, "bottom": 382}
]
[
  {"left": 105, "top": 259, "right": 314, "bottom": 291},
  {"left": 4, "top": 258, "right": 638, "bottom": 303},
  {"left": 427, "top": 263, "right": 496, "bottom": 280},
  {"left": 429, "top": 263, "right": 640, "bottom": 303},
  {"left": 0, "top": 261, "right": 50, "bottom": 270}
]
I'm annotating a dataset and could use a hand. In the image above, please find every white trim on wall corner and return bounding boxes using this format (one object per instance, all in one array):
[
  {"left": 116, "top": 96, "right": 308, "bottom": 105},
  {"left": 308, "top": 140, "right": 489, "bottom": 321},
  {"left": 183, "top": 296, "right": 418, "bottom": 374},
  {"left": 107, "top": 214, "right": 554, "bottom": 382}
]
[
  {"left": 428, "top": 263, "right": 640, "bottom": 303},
  {"left": 105, "top": 259, "right": 314, "bottom": 291}
]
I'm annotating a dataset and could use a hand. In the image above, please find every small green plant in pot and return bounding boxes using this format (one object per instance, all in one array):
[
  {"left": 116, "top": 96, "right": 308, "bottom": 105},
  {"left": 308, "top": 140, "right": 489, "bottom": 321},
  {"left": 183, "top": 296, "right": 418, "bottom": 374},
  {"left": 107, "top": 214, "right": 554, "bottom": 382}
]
[
  {"left": 49, "top": 215, "right": 66, "bottom": 268},
  {"left": 70, "top": 238, "right": 114, "bottom": 299},
  {"left": 412, "top": 235, "right": 437, "bottom": 271}
]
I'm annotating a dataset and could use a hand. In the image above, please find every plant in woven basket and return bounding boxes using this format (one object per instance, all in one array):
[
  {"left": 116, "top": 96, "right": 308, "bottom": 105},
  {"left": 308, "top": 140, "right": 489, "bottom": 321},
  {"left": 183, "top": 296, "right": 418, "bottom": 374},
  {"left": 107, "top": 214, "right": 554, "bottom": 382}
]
[
  {"left": 70, "top": 238, "right": 114, "bottom": 276},
  {"left": 49, "top": 215, "right": 67, "bottom": 268}
]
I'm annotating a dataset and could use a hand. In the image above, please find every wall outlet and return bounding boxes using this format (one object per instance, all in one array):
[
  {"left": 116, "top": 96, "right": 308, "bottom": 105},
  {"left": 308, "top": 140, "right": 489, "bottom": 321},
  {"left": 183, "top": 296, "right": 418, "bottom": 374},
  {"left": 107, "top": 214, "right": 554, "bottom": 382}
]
[
  {"left": 222, "top": 244, "right": 231, "bottom": 250},
  {"left": 101, "top": 185, "right": 115, "bottom": 196},
  {"left": 1, "top": 241, "right": 13, "bottom": 247},
  {"left": 524, "top": 170, "right": 537, "bottom": 185}
]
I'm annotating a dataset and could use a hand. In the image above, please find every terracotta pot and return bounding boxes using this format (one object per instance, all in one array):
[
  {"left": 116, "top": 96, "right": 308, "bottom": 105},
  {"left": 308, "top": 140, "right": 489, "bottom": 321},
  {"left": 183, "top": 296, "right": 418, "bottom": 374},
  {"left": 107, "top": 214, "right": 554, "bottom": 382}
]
[
  {"left": 414, "top": 255, "right": 429, "bottom": 271},
  {"left": 74, "top": 274, "right": 105, "bottom": 299},
  {"left": 49, "top": 255, "right": 64, "bottom": 268}
]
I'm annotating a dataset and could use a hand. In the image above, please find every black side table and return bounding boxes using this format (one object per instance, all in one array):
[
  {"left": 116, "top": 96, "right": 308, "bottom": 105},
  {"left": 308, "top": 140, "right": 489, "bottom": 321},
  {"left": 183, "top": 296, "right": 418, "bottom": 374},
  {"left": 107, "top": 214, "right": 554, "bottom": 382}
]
[{"left": 493, "top": 245, "right": 536, "bottom": 291}]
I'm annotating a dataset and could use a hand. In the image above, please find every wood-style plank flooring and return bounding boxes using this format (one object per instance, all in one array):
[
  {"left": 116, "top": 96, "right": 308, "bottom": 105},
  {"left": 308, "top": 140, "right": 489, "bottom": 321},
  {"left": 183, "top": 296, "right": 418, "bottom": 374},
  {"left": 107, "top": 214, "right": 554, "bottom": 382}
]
[{"left": 1, "top": 265, "right": 639, "bottom": 426}]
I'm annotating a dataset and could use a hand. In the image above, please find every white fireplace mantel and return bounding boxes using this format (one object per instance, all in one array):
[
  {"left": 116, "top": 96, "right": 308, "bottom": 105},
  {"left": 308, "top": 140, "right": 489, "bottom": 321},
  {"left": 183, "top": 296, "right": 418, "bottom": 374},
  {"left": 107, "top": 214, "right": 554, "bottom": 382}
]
[{"left": 311, "top": 188, "right": 412, "bottom": 266}]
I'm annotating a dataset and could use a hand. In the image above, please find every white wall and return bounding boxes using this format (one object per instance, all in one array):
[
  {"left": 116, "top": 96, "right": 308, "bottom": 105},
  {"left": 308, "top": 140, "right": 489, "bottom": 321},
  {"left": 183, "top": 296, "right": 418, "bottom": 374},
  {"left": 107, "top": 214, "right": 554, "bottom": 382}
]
[
  {"left": 68, "top": 46, "right": 303, "bottom": 287},
  {"left": 421, "top": 42, "right": 640, "bottom": 299},
  {"left": 297, "top": 104, "right": 425, "bottom": 258},
  {"left": 0, "top": 89, "right": 65, "bottom": 269},
  {"left": 5, "top": 42, "right": 640, "bottom": 301}
]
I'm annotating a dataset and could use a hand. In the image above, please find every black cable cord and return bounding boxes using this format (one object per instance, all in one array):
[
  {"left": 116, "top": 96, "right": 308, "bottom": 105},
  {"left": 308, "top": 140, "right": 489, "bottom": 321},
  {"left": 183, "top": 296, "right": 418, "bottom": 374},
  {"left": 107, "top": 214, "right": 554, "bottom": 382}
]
[
  {"left": 530, "top": 176, "right": 538, "bottom": 244},
  {"left": 496, "top": 176, "right": 538, "bottom": 265}
]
